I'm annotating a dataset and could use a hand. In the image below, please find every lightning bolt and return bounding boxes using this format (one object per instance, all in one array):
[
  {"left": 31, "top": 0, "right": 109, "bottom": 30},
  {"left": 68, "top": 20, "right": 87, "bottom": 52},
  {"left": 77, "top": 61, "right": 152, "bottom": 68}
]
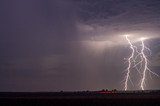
[
  {"left": 124, "top": 35, "right": 135, "bottom": 91},
  {"left": 140, "top": 39, "right": 147, "bottom": 90},
  {"left": 140, "top": 38, "right": 159, "bottom": 90},
  {"left": 124, "top": 35, "right": 159, "bottom": 91}
]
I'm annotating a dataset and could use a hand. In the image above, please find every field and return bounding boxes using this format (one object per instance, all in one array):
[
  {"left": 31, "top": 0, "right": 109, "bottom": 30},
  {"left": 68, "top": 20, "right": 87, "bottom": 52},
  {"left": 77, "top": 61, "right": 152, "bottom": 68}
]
[{"left": 0, "top": 91, "right": 160, "bottom": 106}]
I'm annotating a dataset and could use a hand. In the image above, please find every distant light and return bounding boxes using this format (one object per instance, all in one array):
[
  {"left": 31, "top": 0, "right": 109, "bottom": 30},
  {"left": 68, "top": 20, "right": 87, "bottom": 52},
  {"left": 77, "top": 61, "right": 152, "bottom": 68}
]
[
  {"left": 123, "top": 34, "right": 130, "bottom": 37},
  {"left": 140, "top": 37, "right": 147, "bottom": 41}
]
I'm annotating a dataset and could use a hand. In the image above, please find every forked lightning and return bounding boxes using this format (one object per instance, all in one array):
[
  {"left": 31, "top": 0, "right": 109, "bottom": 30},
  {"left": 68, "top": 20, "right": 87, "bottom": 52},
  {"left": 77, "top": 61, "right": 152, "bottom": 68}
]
[{"left": 124, "top": 35, "right": 159, "bottom": 91}]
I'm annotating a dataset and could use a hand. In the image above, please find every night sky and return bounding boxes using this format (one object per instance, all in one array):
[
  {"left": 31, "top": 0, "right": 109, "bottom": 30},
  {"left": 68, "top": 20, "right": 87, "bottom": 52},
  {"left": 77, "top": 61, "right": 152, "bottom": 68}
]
[{"left": 0, "top": 0, "right": 160, "bottom": 91}]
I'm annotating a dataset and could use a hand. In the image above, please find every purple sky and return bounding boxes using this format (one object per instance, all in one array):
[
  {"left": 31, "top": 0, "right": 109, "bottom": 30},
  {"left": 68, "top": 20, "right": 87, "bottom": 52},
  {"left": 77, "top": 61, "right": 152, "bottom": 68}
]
[{"left": 0, "top": 0, "right": 160, "bottom": 91}]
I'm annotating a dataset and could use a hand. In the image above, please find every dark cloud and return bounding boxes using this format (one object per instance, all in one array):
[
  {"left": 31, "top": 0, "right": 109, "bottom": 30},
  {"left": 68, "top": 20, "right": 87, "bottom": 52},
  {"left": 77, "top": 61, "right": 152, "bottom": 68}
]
[
  {"left": 0, "top": 0, "right": 77, "bottom": 57},
  {"left": 0, "top": 0, "right": 79, "bottom": 91},
  {"left": 0, "top": 0, "right": 160, "bottom": 91}
]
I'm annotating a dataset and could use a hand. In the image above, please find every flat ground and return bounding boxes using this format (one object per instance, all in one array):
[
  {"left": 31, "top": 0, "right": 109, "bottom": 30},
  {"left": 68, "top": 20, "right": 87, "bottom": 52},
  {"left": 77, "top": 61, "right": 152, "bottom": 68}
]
[{"left": 0, "top": 91, "right": 160, "bottom": 106}]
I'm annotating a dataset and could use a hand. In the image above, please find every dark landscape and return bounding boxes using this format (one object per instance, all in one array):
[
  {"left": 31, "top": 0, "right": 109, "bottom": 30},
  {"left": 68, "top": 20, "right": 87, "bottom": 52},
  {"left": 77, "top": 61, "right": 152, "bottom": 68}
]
[
  {"left": 0, "top": 90, "right": 160, "bottom": 106},
  {"left": 1, "top": 0, "right": 160, "bottom": 106}
]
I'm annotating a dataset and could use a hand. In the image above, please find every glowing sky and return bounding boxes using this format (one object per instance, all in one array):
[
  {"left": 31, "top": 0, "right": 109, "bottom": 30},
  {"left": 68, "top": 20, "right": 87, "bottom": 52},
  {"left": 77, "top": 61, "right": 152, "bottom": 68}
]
[{"left": 0, "top": 0, "right": 160, "bottom": 91}]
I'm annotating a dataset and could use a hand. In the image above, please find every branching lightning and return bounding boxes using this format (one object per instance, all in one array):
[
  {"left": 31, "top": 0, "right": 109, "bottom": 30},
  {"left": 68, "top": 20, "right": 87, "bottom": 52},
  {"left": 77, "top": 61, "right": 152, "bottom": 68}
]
[
  {"left": 124, "top": 35, "right": 159, "bottom": 91},
  {"left": 124, "top": 35, "right": 135, "bottom": 91},
  {"left": 140, "top": 38, "right": 159, "bottom": 90},
  {"left": 140, "top": 38, "right": 148, "bottom": 90}
]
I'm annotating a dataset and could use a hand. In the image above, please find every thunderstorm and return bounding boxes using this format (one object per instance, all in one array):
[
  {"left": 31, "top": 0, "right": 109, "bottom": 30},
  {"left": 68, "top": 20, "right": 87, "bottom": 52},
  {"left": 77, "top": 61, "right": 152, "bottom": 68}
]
[{"left": 124, "top": 35, "right": 159, "bottom": 91}]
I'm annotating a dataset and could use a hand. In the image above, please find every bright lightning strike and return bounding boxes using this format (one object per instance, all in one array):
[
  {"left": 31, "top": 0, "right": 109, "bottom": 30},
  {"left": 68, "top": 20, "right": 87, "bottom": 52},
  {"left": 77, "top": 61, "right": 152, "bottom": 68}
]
[
  {"left": 124, "top": 35, "right": 159, "bottom": 91},
  {"left": 140, "top": 38, "right": 159, "bottom": 90},
  {"left": 140, "top": 38, "right": 148, "bottom": 90},
  {"left": 124, "top": 35, "right": 135, "bottom": 91}
]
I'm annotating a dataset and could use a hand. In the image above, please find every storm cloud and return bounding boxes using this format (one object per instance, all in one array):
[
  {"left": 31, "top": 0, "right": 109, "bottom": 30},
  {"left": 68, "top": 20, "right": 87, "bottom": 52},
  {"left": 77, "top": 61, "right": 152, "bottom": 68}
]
[{"left": 0, "top": 0, "right": 160, "bottom": 91}]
